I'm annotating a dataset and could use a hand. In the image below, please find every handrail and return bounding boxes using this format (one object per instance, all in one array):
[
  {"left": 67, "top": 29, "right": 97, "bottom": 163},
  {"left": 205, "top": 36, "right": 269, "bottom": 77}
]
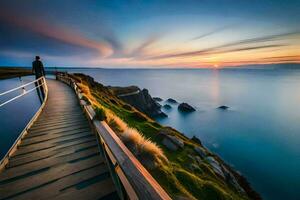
[
  {"left": 0, "top": 76, "right": 48, "bottom": 171},
  {"left": 0, "top": 78, "right": 46, "bottom": 107},
  {"left": 56, "top": 73, "right": 171, "bottom": 200},
  {"left": 0, "top": 76, "right": 44, "bottom": 96}
]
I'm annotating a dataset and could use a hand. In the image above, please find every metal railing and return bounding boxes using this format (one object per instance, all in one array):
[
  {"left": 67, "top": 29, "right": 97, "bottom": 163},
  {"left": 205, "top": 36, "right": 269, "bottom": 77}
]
[
  {"left": 0, "top": 76, "right": 48, "bottom": 171},
  {"left": 0, "top": 76, "right": 47, "bottom": 107},
  {"left": 56, "top": 73, "right": 171, "bottom": 200}
]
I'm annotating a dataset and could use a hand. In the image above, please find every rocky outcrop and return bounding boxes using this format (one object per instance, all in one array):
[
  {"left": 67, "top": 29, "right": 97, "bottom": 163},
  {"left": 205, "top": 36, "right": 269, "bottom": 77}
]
[
  {"left": 167, "top": 98, "right": 177, "bottom": 103},
  {"left": 116, "top": 87, "right": 167, "bottom": 118},
  {"left": 178, "top": 103, "right": 196, "bottom": 112},
  {"left": 191, "top": 136, "right": 202, "bottom": 145},
  {"left": 194, "top": 146, "right": 207, "bottom": 158},
  {"left": 206, "top": 156, "right": 225, "bottom": 178},
  {"left": 153, "top": 97, "right": 163, "bottom": 102},
  {"left": 162, "top": 135, "right": 184, "bottom": 151},
  {"left": 163, "top": 104, "right": 172, "bottom": 109},
  {"left": 218, "top": 105, "right": 229, "bottom": 110}
]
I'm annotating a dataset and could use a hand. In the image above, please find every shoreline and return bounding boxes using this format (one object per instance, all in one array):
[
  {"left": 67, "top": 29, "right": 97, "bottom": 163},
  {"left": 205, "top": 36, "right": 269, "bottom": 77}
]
[{"left": 73, "top": 73, "right": 261, "bottom": 199}]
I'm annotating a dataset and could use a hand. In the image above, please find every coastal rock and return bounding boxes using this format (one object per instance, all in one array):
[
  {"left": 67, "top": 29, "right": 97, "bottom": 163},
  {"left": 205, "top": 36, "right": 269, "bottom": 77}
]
[
  {"left": 191, "top": 136, "right": 202, "bottom": 145},
  {"left": 189, "top": 163, "right": 200, "bottom": 171},
  {"left": 223, "top": 167, "right": 245, "bottom": 192},
  {"left": 156, "top": 112, "right": 168, "bottom": 118},
  {"left": 153, "top": 97, "right": 163, "bottom": 102},
  {"left": 194, "top": 146, "right": 207, "bottom": 158},
  {"left": 218, "top": 105, "right": 229, "bottom": 110},
  {"left": 163, "top": 104, "right": 172, "bottom": 109},
  {"left": 116, "top": 87, "right": 167, "bottom": 118},
  {"left": 195, "top": 156, "right": 203, "bottom": 164},
  {"left": 178, "top": 103, "right": 196, "bottom": 112},
  {"left": 167, "top": 98, "right": 177, "bottom": 103},
  {"left": 206, "top": 156, "right": 225, "bottom": 179},
  {"left": 162, "top": 135, "right": 184, "bottom": 151}
]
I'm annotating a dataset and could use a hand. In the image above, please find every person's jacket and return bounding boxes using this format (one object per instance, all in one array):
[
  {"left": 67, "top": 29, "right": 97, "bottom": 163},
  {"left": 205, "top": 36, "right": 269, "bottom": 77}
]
[{"left": 32, "top": 60, "right": 45, "bottom": 77}]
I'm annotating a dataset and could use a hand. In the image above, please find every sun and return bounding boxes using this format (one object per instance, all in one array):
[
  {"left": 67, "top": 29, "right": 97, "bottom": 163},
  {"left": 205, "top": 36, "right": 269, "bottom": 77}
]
[{"left": 213, "top": 64, "right": 219, "bottom": 68}]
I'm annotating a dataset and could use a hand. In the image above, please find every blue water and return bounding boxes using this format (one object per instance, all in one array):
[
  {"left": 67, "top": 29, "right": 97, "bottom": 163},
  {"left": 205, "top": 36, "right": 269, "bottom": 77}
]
[
  {"left": 0, "top": 76, "right": 42, "bottom": 159},
  {"left": 66, "top": 67, "right": 300, "bottom": 200}
]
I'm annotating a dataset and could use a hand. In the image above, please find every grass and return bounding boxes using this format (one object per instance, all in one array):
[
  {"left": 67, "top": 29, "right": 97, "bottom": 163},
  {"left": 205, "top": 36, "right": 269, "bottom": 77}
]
[
  {"left": 72, "top": 73, "right": 253, "bottom": 200},
  {"left": 94, "top": 107, "right": 107, "bottom": 121}
]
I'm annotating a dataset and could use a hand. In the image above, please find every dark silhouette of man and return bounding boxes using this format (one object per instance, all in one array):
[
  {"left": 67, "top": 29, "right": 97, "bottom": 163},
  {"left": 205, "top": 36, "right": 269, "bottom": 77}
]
[
  {"left": 32, "top": 56, "right": 45, "bottom": 78},
  {"left": 32, "top": 56, "right": 46, "bottom": 101}
]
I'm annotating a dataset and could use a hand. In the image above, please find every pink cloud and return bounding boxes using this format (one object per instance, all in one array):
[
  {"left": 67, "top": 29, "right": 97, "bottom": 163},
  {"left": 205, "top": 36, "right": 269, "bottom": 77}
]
[{"left": 0, "top": 11, "right": 113, "bottom": 57}]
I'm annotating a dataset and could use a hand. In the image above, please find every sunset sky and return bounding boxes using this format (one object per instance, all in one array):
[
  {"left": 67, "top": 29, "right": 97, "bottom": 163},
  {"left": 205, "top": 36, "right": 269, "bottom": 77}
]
[{"left": 0, "top": 0, "right": 300, "bottom": 68}]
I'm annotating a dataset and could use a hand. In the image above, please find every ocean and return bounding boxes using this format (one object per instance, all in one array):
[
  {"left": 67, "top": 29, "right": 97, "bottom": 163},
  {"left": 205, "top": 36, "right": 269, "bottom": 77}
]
[
  {"left": 1, "top": 67, "right": 300, "bottom": 200},
  {"left": 68, "top": 67, "right": 300, "bottom": 200}
]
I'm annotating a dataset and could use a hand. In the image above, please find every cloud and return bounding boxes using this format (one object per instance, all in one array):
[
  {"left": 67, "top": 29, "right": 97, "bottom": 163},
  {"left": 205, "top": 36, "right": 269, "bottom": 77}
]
[
  {"left": 0, "top": 10, "right": 114, "bottom": 57},
  {"left": 129, "top": 34, "right": 162, "bottom": 57},
  {"left": 145, "top": 31, "right": 299, "bottom": 60},
  {"left": 190, "top": 24, "right": 237, "bottom": 41}
]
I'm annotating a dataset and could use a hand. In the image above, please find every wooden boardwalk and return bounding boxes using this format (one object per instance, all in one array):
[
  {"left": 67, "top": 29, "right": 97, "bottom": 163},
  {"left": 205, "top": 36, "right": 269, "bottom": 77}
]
[{"left": 0, "top": 79, "right": 119, "bottom": 200}]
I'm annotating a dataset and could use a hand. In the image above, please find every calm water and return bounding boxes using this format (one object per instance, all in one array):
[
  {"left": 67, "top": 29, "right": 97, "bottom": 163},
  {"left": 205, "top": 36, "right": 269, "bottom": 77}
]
[
  {"left": 0, "top": 76, "right": 42, "bottom": 159},
  {"left": 67, "top": 67, "right": 300, "bottom": 200},
  {"left": 1, "top": 68, "right": 299, "bottom": 200}
]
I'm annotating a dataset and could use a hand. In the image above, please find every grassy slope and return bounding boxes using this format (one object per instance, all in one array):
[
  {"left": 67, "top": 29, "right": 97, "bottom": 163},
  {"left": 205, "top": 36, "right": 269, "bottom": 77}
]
[
  {"left": 0, "top": 67, "right": 32, "bottom": 79},
  {"left": 73, "top": 73, "right": 254, "bottom": 200}
]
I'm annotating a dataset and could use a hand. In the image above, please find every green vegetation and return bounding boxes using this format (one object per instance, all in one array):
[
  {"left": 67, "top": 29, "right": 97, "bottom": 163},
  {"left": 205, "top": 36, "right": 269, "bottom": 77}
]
[
  {"left": 0, "top": 67, "right": 32, "bottom": 79},
  {"left": 81, "top": 95, "right": 91, "bottom": 105},
  {"left": 72, "top": 73, "right": 257, "bottom": 200},
  {"left": 94, "top": 107, "right": 107, "bottom": 121}
]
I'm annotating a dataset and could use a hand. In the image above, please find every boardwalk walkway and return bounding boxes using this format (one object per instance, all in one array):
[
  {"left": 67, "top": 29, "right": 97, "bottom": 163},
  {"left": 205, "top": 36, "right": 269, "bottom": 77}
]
[{"left": 0, "top": 79, "right": 118, "bottom": 200}]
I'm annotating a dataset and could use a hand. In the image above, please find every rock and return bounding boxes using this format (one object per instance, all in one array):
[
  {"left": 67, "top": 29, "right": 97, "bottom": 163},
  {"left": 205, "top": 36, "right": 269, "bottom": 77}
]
[
  {"left": 191, "top": 136, "right": 202, "bottom": 145},
  {"left": 195, "top": 156, "right": 203, "bottom": 164},
  {"left": 166, "top": 98, "right": 177, "bottom": 103},
  {"left": 153, "top": 97, "right": 163, "bottom": 102},
  {"left": 189, "top": 163, "right": 200, "bottom": 171},
  {"left": 194, "top": 146, "right": 207, "bottom": 158},
  {"left": 117, "top": 87, "right": 167, "bottom": 118},
  {"left": 163, "top": 104, "right": 172, "bottom": 109},
  {"left": 218, "top": 105, "right": 229, "bottom": 110},
  {"left": 155, "top": 101, "right": 162, "bottom": 108},
  {"left": 223, "top": 167, "right": 245, "bottom": 192},
  {"left": 178, "top": 103, "right": 196, "bottom": 112},
  {"left": 162, "top": 135, "right": 184, "bottom": 151},
  {"left": 156, "top": 112, "right": 168, "bottom": 118},
  {"left": 206, "top": 156, "right": 225, "bottom": 179}
]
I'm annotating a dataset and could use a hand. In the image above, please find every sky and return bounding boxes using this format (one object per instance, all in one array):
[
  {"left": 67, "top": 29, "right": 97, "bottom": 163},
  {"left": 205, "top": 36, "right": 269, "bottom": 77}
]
[{"left": 0, "top": 0, "right": 300, "bottom": 68}]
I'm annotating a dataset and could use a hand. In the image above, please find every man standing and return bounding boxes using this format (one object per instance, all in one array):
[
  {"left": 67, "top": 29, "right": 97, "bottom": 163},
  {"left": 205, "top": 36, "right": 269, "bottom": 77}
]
[
  {"left": 32, "top": 56, "right": 46, "bottom": 100},
  {"left": 32, "top": 56, "right": 45, "bottom": 78}
]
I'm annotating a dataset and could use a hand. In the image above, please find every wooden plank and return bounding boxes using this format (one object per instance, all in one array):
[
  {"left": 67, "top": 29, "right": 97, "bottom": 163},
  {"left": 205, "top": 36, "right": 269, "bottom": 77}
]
[
  {"left": 37, "top": 113, "right": 84, "bottom": 121},
  {"left": 8, "top": 140, "right": 98, "bottom": 168},
  {"left": 31, "top": 118, "right": 87, "bottom": 130},
  {"left": 52, "top": 178, "right": 116, "bottom": 200},
  {"left": 15, "top": 134, "right": 95, "bottom": 156},
  {"left": 33, "top": 117, "right": 85, "bottom": 127},
  {"left": 13, "top": 136, "right": 96, "bottom": 158},
  {"left": 12, "top": 164, "right": 111, "bottom": 200},
  {"left": 27, "top": 125, "right": 90, "bottom": 137},
  {"left": 0, "top": 147, "right": 101, "bottom": 182},
  {"left": 20, "top": 131, "right": 92, "bottom": 147},
  {"left": 28, "top": 121, "right": 88, "bottom": 133},
  {"left": 22, "top": 129, "right": 91, "bottom": 145},
  {"left": 0, "top": 156, "right": 105, "bottom": 199}
]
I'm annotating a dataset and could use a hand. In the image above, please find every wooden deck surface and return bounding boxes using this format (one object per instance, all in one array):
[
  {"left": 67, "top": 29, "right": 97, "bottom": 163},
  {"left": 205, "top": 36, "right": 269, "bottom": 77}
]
[{"left": 0, "top": 79, "right": 119, "bottom": 200}]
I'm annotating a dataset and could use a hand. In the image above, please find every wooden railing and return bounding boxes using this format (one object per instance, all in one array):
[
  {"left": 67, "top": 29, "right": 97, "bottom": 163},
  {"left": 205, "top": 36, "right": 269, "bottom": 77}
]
[
  {"left": 0, "top": 77, "right": 48, "bottom": 171},
  {"left": 56, "top": 73, "right": 171, "bottom": 200}
]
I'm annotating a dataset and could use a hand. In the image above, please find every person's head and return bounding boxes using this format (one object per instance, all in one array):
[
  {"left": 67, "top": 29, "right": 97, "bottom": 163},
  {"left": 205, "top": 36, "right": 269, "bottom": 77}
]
[{"left": 35, "top": 56, "right": 40, "bottom": 61}]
